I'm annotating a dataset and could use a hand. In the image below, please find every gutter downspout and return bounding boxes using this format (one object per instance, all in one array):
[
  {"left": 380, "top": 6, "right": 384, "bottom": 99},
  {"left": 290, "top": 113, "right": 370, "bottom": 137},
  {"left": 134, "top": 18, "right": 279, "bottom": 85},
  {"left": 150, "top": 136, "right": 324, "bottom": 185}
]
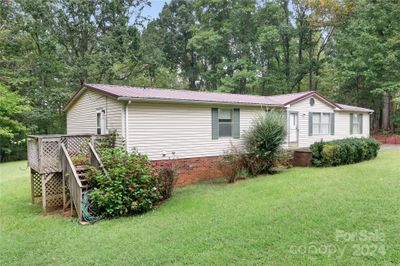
[{"left": 124, "top": 101, "right": 131, "bottom": 151}]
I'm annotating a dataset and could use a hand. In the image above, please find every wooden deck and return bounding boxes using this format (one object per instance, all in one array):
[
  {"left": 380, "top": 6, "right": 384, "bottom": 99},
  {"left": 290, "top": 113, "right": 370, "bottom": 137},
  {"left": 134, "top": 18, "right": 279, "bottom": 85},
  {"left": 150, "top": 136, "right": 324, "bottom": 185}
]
[{"left": 27, "top": 134, "right": 109, "bottom": 215}]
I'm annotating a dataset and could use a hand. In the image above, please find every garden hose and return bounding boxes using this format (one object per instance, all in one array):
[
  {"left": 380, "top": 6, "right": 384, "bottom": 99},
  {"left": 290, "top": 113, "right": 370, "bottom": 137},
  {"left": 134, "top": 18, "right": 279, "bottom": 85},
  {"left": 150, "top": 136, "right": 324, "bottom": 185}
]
[{"left": 81, "top": 190, "right": 102, "bottom": 223}]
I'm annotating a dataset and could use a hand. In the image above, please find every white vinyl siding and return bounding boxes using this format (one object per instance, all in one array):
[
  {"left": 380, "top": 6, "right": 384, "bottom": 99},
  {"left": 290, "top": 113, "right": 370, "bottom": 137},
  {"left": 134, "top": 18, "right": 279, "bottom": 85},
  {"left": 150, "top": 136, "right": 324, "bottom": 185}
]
[
  {"left": 287, "top": 96, "right": 370, "bottom": 147},
  {"left": 67, "top": 90, "right": 371, "bottom": 155},
  {"left": 66, "top": 89, "right": 124, "bottom": 146},
  {"left": 126, "top": 103, "right": 262, "bottom": 160}
]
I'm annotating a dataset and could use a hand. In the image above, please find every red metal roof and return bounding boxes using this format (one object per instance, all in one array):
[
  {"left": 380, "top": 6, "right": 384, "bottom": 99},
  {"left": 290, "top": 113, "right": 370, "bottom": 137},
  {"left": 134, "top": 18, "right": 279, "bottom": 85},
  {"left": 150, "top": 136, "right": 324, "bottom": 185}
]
[
  {"left": 63, "top": 84, "right": 373, "bottom": 113},
  {"left": 336, "top": 103, "right": 374, "bottom": 113},
  {"left": 84, "top": 84, "right": 282, "bottom": 106},
  {"left": 266, "top": 91, "right": 314, "bottom": 105}
]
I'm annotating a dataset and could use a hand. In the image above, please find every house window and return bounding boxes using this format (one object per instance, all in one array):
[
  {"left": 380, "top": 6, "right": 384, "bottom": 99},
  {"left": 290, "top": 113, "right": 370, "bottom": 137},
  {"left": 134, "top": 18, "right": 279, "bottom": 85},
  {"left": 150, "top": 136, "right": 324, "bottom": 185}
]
[
  {"left": 96, "top": 109, "right": 105, "bottom": 135},
  {"left": 321, "top": 113, "right": 331, "bottom": 135},
  {"left": 211, "top": 108, "right": 240, "bottom": 139},
  {"left": 218, "top": 109, "right": 233, "bottom": 137},
  {"left": 351, "top": 114, "right": 363, "bottom": 134},
  {"left": 311, "top": 113, "right": 331, "bottom": 135}
]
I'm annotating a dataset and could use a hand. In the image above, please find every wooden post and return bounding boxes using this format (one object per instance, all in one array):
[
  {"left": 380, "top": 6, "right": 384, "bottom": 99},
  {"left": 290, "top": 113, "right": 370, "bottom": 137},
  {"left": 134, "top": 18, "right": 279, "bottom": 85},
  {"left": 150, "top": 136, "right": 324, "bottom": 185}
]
[
  {"left": 78, "top": 190, "right": 82, "bottom": 222},
  {"left": 38, "top": 138, "right": 42, "bottom": 173},
  {"left": 91, "top": 135, "right": 95, "bottom": 152},
  {"left": 41, "top": 174, "right": 46, "bottom": 214},
  {"left": 57, "top": 138, "right": 61, "bottom": 172},
  {"left": 30, "top": 169, "right": 34, "bottom": 204},
  {"left": 62, "top": 157, "right": 66, "bottom": 211}
]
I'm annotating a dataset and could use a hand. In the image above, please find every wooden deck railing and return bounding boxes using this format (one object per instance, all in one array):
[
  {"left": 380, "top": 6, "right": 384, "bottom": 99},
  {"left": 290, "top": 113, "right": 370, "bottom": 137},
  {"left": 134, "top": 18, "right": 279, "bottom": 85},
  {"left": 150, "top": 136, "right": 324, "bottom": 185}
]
[
  {"left": 61, "top": 143, "right": 85, "bottom": 221},
  {"left": 88, "top": 143, "right": 111, "bottom": 180},
  {"left": 27, "top": 134, "right": 110, "bottom": 174}
]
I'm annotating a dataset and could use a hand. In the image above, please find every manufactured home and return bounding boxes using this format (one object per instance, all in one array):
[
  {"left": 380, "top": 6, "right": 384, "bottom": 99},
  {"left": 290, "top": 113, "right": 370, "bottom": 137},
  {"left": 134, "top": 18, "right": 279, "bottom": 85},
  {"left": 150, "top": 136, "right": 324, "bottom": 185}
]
[
  {"left": 64, "top": 84, "right": 373, "bottom": 185},
  {"left": 27, "top": 84, "right": 374, "bottom": 217}
]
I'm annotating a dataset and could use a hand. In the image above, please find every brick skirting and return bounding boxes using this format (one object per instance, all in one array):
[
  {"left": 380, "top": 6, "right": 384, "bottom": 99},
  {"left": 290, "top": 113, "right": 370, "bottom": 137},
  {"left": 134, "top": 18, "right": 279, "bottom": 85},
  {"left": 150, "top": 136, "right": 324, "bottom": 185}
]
[
  {"left": 373, "top": 134, "right": 400, "bottom": 144},
  {"left": 151, "top": 156, "right": 224, "bottom": 187}
]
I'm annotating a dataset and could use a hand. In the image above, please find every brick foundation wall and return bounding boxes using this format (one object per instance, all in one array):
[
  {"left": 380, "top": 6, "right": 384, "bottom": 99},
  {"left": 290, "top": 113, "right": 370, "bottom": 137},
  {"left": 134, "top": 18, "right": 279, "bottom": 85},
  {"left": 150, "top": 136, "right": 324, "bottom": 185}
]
[
  {"left": 373, "top": 134, "right": 400, "bottom": 144},
  {"left": 151, "top": 156, "right": 224, "bottom": 187}
]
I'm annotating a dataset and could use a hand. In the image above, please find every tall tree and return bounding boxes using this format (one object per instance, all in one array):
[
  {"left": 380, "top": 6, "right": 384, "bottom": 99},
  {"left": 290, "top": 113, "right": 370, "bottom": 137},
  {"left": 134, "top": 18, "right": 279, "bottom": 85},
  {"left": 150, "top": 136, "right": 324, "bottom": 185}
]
[
  {"left": 257, "top": 0, "right": 294, "bottom": 94},
  {"left": 50, "top": 0, "right": 148, "bottom": 85},
  {"left": 156, "top": 0, "right": 198, "bottom": 89},
  {"left": 332, "top": 0, "right": 400, "bottom": 131},
  {"left": 0, "top": 85, "right": 30, "bottom": 161}
]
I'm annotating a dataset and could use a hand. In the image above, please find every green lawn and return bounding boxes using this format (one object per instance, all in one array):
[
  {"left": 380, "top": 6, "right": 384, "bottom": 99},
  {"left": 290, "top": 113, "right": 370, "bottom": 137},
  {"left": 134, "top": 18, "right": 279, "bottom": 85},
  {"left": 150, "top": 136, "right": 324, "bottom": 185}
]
[{"left": 1, "top": 151, "right": 399, "bottom": 265}]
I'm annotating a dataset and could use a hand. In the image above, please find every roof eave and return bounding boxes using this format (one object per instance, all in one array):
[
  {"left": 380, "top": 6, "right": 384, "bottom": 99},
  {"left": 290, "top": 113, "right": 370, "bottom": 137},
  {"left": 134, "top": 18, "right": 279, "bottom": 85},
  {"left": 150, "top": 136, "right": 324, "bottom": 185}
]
[
  {"left": 335, "top": 109, "right": 374, "bottom": 113},
  {"left": 63, "top": 87, "right": 86, "bottom": 112},
  {"left": 63, "top": 85, "right": 121, "bottom": 112},
  {"left": 284, "top": 91, "right": 342, "bottom": 109},
  {"left": 117, "top": 96, "right": 284, "bottom": 108}
]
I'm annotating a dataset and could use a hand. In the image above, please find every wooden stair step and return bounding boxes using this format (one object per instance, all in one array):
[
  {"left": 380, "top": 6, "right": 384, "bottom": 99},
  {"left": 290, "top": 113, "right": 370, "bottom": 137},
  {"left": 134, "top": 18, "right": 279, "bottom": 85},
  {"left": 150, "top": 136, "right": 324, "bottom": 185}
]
[{"left": 75, "top": 165, "right": 90, "bottom": 171}]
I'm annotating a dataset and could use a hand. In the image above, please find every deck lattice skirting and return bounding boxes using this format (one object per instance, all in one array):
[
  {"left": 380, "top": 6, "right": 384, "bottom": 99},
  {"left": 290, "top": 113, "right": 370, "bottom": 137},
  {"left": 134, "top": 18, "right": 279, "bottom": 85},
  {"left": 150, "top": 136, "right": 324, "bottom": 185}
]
[{"left": 27, "top": 134, "right": 108, "bottom": 214}]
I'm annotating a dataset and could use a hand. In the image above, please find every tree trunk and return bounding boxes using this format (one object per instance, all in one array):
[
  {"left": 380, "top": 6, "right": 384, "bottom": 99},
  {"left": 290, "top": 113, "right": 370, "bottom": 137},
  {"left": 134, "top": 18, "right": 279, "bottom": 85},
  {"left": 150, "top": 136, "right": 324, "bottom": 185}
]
[
  {"left": 389, "top": 94, "right": 394, "bottom": 131},
  {"left": 297, "top": 38, "right": 303, "bottom": 92},
  {"left": 297, "top": 9, "right": 306, "bottom": 92},
  {"left": 314, "top": 53, "right": 321, "bottom": 91},
  {"left": 308, "top": 30, "right": 313, "bottom": 91},
  {"left": 188, "top": 47, "right": 197, "bottom": 90},
  {"left": 382, "top": 92, "right": 390, "bottom": 130},
  {"left": 282, "top": 0, "right": 291, "bottom": 92}
]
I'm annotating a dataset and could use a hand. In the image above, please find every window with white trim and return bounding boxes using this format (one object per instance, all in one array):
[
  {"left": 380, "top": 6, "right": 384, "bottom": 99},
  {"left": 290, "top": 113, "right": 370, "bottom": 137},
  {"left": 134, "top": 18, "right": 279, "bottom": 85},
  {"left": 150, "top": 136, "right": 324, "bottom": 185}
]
[
  {"left": 218, "top": 109, "right": 233, "bottom": 137},
  {"left": 352, "top": 114, "right": 362, "bottom": 134},
  {"left": 312, "top": 113, "right": 331, "bottom": 135}
]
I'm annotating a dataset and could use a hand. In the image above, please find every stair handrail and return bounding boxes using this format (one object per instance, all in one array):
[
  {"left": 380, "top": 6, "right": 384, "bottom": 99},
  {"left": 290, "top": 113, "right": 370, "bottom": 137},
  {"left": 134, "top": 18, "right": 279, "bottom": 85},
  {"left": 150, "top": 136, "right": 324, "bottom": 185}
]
[
  {"left": 61, "top": 143, "right": 84, "bottom": 221},
  {"left": 88, "top": 143, "right": 111, "bottom": 180},
  {"left": 61, "top": 143, "right": 83, "bottom": 187}
]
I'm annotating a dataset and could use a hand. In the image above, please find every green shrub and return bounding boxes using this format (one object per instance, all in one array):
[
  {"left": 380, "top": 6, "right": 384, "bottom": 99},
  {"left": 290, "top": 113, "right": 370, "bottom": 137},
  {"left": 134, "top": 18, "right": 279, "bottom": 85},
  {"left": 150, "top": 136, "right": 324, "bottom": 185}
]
[
  {"left": 310, "top": 141, "right": 324, "bottom": 166},
  {"left": 216, "top": 146, "right": 247, "bottom": 183},
  {"left": 272, "top": 148, "right": 293, "bottom": 169},
  {"left": 88, "top": 148, "right": 160, "bottom": 217},
  {"left": 310, "top": 138, "right": 380, "bottom": 167},
  {"left": 155, "top": 163, "right": 177, "bottom": 200},
  {"left": 321, "top": 144, "right": 340, "bottom": 166},
  {"left": 244, "top": 111, "right": 287, "bottom": 174},
  {"left": 70, "top": 154, "right": 89, "bottom": 165}
]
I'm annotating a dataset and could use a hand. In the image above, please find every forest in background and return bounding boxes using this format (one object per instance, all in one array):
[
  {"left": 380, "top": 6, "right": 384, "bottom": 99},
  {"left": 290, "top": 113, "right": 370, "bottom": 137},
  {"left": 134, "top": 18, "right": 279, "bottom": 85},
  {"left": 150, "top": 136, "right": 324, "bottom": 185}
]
[{"left": 1, "top": 0, "right": 399, "bottom": 161}]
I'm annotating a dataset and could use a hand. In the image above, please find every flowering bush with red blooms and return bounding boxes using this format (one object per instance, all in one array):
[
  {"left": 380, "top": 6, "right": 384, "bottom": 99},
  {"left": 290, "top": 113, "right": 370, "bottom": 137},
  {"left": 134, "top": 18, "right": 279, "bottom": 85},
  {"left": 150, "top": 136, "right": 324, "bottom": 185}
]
[{"left": 88, "top": 148, "right": 160, "bottom": 217}]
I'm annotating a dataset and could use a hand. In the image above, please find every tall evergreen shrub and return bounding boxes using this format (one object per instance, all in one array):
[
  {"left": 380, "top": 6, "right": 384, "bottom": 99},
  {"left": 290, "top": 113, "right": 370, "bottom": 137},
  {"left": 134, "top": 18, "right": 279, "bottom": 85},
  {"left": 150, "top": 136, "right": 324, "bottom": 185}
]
[{"left": 244, "top": 111, "right": 287, "bottom": 174}]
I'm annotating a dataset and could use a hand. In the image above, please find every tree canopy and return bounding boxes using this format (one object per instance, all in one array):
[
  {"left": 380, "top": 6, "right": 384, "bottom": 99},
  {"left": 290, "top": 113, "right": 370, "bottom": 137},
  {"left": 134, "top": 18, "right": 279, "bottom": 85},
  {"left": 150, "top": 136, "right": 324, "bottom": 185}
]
[{"left": 0, "top": 0, "right": 399, "bottom": 161}]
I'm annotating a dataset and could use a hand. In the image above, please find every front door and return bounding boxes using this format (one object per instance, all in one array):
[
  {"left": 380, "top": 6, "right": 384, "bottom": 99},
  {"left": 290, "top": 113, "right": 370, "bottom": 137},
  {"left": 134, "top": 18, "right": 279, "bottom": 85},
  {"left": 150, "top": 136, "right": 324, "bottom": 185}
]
[{"left": 289, "top": 112, "right": 298, "bottom": 144}]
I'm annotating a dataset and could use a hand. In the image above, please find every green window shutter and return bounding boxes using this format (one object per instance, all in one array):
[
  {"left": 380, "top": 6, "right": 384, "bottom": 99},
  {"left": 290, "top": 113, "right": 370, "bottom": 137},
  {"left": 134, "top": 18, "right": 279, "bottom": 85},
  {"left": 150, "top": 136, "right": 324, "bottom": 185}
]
[
  {"left": 211, "top": 108, "right": 219, "bottom": 139},
  {"left": 232, "top": 108, "right": 240, "bottom": 139},
  {"left": 359, "top": 114, "right": 363, "bottom": 134},
  {"left": 350, "top": 113, "right": 353, "bottom": 135},
  {"left": 308, "top": 112, "right": 313, "bottom": 136},
  {"left": 331, "top": 113, "right": 335, "bottom": 135}
]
